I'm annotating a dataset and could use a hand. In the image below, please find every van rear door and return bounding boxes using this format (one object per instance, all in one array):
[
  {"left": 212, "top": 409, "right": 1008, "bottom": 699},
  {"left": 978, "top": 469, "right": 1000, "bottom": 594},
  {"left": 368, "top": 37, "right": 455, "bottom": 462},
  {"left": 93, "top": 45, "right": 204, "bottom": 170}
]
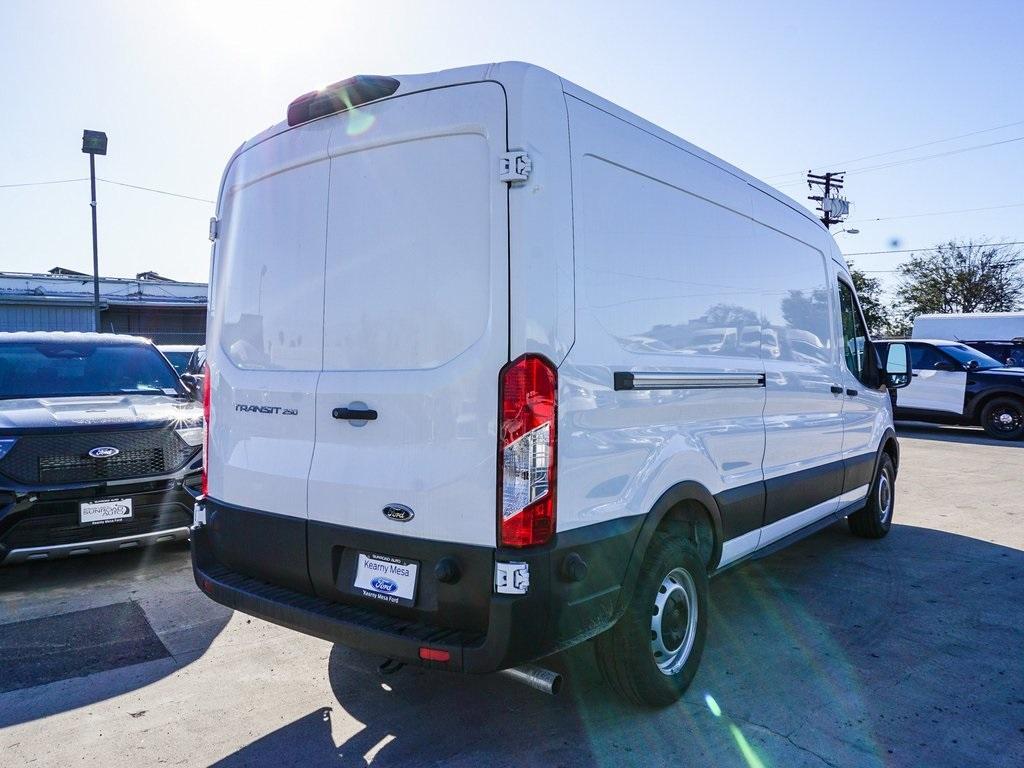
[
  {"left": 306, "top": 83, "right": 509, "bottom": 552},
  {"left": 205, "top": 123, "right": 331, "bottom": 592}
]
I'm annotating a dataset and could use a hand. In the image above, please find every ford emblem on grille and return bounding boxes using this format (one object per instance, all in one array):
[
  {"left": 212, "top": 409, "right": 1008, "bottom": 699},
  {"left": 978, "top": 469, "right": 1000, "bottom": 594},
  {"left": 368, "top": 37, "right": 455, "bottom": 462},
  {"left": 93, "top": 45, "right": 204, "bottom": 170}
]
[
  {"left": 88, "top": 446, "right": 120, "bottom": 459},
  {"left": 382, "top": 503, "right": 414, "bottom": 522}
]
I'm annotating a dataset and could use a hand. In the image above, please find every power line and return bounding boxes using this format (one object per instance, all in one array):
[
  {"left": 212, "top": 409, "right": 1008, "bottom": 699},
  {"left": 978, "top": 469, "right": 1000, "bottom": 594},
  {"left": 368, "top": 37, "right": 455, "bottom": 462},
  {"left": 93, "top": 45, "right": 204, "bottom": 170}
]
[
  {"left": 766, "top": 118, "right": 1024, "bottom": 181},
  {"left": 0, "top": 177, "right": 88, "bottom": 188},
  {"left": 849, "top": 201, "right": 1024, "bottom": 224},
  {"left": 846, "top": 135, "right": 1024, "bottom": 174},
  {"left": 774, "top": 134, "right": 1024, "bottom": 188},
  {"left": 96, "top": 178, "right": 214, "bottom": 204},
  {"left": 0, "top": 176, "right": 214, "bottom": 203},
  {"left": 845, "top": 240, "right": 1024, "bottom": 257}
]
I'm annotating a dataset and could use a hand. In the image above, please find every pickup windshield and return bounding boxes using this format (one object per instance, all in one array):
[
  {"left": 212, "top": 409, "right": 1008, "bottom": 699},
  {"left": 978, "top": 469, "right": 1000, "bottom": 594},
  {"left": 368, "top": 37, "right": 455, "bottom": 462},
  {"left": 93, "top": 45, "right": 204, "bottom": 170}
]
[
  {"left": 0, "top": 341, "right": 184, "bottom": 399},
  {"left": 938, "top": 343, "right": 1004, "bottom": 370}
]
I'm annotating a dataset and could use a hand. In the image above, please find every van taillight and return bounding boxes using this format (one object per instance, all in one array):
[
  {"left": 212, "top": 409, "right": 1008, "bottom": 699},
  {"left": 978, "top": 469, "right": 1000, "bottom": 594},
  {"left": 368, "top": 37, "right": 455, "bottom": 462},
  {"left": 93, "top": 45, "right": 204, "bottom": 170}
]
[
  {"left": 498, "top": 355, "right": 557, "bottom": 548},
  {"left": 201, "top": 362, "right": 211, "bottom": 497}
]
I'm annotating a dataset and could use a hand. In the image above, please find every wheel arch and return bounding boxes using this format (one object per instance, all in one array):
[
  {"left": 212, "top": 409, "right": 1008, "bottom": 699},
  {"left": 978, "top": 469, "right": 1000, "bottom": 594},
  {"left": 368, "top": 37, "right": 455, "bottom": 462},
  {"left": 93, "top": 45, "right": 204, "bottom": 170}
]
[
  {"left": 615, "top": 481, "right": 725, "bottom": 617},
  {"left": 879, "top": 426, "right": 899, "bottom": 477},
  {"left": 966, "top": 388, "right": 1024, "bottom": 423}
]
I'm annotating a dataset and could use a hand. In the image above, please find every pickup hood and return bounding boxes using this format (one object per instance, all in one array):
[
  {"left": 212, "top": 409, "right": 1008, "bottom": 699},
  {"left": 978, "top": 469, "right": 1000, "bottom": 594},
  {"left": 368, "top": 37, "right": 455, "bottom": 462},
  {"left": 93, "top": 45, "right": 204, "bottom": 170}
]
[
  {"left": 0, "top": 394, "right": 201, "bottom": 432},
  {"left": 976, "top": 367, "right": 1024, "bottom": 381}
]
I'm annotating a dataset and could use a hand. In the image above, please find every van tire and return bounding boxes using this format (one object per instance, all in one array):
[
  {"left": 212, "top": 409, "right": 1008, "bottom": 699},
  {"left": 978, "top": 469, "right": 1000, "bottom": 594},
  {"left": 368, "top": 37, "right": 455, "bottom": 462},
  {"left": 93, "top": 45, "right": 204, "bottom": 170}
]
[
  {"left": 848, "top": 454, "right": 895, "bottom": 539},
  {"left": 979, "top": 397, "right": 1024, "bottom": 440},
  {"left": 595, "top": 534, "right": 708, "bottom": 707}
]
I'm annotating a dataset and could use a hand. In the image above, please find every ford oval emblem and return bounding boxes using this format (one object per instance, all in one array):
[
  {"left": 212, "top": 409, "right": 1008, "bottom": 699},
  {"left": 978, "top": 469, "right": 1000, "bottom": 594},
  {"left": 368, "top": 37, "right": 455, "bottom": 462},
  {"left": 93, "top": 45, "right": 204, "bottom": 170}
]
[
  {"left": 371, "top": 577, "right": 399, "bottom": 593},
  {"left": 88, "top": 446, "right": 120, "bottom": 459},
  {"left": 382, "top": 504, "right": 414, "bottom": 523}
]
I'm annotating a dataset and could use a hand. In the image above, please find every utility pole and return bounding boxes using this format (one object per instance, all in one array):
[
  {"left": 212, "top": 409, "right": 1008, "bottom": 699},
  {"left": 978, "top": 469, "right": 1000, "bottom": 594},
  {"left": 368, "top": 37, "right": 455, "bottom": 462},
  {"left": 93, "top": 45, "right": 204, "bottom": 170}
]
[
  {"left": 82, "top": 130, "right": 108, "bottom": 332},
  {"left": 807, "top": 170, "right": 850, "bottom": 229}
]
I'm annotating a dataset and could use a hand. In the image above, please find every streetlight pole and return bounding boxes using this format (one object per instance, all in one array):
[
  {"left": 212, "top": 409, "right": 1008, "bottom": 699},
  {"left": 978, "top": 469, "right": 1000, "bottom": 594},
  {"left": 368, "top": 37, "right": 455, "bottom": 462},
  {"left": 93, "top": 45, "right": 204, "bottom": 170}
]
[
  {"left": 88, "top": 152, "right": 100, "bottom": 332},
  {"left": 82, "top": 130, "right": 108, "bottom": 332}
]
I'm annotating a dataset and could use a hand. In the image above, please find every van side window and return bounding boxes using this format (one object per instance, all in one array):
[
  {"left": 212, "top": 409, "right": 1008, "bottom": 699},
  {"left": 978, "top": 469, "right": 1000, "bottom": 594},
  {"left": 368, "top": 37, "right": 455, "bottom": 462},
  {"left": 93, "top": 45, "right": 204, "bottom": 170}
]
[{"left": 837, "top": 279, "right": 868, "bottom": 382}]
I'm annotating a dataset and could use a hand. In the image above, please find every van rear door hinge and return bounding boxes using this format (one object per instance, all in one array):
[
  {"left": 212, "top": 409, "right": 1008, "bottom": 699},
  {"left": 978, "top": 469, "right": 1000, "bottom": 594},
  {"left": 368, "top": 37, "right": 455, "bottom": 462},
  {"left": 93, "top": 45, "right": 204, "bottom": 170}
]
[
  {"left": 499, "top": 150, "right": 532, "bottom": 185},
  {"left": 209, "top": 216, "right": 219, "bottom": 242}
]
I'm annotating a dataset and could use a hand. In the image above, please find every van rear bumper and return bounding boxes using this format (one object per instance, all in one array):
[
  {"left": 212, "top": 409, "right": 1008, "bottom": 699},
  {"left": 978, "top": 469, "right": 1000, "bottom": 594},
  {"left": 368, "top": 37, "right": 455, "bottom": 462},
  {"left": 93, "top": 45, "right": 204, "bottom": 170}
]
[{"left": 191, "top": 500, "right": 642, "bottom": 673}]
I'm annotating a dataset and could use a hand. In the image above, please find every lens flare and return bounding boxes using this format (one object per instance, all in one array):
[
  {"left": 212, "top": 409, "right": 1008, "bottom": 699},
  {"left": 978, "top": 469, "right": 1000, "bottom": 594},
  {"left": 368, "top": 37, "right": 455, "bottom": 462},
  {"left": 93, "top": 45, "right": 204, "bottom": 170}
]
[{"left": 341, "top": 91, "right": 376, "bottom": 136}]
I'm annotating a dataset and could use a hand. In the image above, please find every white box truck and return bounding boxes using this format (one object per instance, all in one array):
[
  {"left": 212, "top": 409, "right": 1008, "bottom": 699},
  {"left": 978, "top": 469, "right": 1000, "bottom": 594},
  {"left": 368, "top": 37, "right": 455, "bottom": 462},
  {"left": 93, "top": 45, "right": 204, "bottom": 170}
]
[{"left": 192, "top": 62, "right": 910, "bottom": 706}]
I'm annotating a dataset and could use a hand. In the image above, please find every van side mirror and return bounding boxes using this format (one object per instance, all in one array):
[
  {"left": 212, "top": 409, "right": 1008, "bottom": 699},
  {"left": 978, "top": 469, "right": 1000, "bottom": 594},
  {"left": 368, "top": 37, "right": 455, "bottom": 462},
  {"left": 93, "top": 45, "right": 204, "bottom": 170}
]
[{"left": 884, "top": 343, "right": 911, "bottom": 389}]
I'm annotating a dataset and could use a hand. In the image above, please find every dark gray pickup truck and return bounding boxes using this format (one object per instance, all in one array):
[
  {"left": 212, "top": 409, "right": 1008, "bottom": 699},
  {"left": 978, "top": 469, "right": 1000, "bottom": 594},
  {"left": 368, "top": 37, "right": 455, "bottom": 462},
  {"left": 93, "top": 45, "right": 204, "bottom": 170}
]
[{"left": 0, "top": 332, "right": 202, "bottom": 565}]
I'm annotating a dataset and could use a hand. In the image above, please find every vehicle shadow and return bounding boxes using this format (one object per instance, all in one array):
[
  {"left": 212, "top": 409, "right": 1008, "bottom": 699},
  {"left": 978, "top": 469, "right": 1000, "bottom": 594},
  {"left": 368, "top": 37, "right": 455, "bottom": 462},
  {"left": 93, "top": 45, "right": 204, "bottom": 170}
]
[
  {"left": 896, "top": 421, "right": 1024, "bottom": 448},
  {"left": 0, "top": 542, "right": 231, "bottom": 728},
  {"left": 214, "top": 523, "right": 1024, "bottom": 768}
]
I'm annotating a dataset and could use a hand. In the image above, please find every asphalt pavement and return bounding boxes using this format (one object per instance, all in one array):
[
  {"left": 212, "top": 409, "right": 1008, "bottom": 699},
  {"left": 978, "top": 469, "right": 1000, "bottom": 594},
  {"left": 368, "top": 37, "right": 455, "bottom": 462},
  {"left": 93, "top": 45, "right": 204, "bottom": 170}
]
[{"left": 1, "top": 423, "right": 1022, "bottom": 767}]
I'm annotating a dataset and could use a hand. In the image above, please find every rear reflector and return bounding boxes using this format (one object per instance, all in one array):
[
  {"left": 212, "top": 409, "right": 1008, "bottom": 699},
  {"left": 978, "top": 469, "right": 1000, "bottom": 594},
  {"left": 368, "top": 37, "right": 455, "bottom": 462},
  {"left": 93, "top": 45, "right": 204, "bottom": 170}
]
[
  {"left": 287, "top": 75, "right": 400, "bottom": 127},
  {"left": 418, "top": 647, "right": 450, "bottom": 663}
]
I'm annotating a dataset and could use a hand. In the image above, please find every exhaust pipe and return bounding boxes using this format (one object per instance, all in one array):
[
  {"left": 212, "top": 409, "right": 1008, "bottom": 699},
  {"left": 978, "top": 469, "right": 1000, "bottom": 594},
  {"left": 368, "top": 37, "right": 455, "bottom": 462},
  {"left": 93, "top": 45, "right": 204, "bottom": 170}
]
[{"left": 499, "top": 664, "right": 563, "bottom": 695}]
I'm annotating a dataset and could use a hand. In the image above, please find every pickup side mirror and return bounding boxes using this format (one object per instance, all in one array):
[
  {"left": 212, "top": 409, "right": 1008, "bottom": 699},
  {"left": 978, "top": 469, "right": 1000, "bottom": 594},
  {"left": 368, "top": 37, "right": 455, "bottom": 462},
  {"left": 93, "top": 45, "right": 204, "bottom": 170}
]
[
  {"left": 180, "top": 372, "right": 200, "bottom": 400},
  {"left": 884, "top": 343, "right": 911, "bottom": 389}
]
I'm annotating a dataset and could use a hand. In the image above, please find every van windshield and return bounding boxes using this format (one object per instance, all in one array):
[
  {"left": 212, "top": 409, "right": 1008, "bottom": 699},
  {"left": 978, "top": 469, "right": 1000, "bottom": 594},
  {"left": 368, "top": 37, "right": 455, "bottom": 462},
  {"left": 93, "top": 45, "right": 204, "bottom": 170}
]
[{"left": 0, "top": 341, "right": 184, "bottom": 399}]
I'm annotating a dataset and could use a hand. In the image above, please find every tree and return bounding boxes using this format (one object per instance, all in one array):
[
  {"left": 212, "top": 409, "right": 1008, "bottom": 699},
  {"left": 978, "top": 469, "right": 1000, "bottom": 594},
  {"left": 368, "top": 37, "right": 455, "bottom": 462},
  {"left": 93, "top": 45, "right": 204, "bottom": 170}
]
[
  {"left": 781, "top": 288, "right": 831, "bottom": 342},
  {"left": 846, "top": 261, "right": 889, "bottom": 336},
  {"left": 895, "top": 240, "right": 1024, "bottom": 317}
]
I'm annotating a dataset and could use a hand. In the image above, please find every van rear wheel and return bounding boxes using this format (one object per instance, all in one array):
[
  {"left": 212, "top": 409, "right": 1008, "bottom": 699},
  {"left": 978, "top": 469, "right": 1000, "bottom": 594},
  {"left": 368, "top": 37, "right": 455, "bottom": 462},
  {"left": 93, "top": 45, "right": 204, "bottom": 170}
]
[
  {"left": 848, "top": 454, "right": 895, "bottom": 539},
  {"left": 595, "top": 534, "right": 708, "bottom": 707}
]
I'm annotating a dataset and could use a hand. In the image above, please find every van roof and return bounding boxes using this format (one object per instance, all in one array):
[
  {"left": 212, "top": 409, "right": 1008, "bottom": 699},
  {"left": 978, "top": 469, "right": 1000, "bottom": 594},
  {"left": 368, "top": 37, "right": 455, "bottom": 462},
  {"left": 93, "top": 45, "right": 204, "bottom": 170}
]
[{"left": 234, "top": 62, "right": 824, "bottom": 232}]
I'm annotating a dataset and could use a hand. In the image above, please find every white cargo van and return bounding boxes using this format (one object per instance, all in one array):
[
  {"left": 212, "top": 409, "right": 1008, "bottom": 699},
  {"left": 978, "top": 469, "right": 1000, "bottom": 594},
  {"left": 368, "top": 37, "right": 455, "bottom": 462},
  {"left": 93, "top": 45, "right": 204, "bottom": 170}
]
[{"left": 192, "top": 62, "right": 911, "bottom": 706}]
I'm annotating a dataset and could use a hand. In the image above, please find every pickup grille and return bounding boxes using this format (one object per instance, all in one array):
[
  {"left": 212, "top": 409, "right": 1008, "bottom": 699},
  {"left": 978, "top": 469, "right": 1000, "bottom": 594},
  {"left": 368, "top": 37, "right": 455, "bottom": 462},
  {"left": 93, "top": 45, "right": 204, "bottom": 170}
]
[{"left": 0, "top": 428, "right": 199, "bottom": 486}]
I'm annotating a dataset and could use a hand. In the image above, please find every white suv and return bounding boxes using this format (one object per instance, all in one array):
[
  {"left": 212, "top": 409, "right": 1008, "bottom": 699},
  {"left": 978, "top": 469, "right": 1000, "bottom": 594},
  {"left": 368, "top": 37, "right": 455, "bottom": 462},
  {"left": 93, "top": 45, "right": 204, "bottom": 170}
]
[{"left": 192, "top": 62, "right": 910, "bottom": 706}]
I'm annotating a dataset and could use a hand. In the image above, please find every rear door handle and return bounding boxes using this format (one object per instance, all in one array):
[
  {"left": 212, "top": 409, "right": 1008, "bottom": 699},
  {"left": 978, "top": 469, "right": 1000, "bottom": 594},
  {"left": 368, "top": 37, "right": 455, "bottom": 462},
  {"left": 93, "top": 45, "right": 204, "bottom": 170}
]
[
  {"left": 846, "top": 388, "right": 858, "bottom": 397},
  {"left": 332, "top": 407, "right": 378, "bottom": 421},
  {"left": 830, "top": 385, "right": 843, "bottom": 394}
]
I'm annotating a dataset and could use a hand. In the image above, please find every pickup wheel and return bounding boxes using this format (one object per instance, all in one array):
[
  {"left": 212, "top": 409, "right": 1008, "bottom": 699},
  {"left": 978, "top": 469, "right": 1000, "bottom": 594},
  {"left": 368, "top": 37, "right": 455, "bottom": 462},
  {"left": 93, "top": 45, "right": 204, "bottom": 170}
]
[
  {"left": 595, "top": 534, "right": 708, "bottom": 707},
  {"left": 848, "top": 453, "right": 895, "bottom": 539},
  {"left": 980, "top": 397, "right": 1024, "bottom": 440}
]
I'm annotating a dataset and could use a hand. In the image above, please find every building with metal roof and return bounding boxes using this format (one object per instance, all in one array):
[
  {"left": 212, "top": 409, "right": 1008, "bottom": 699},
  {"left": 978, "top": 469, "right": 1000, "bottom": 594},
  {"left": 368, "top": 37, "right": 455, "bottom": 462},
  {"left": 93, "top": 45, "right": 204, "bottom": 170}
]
[{"left": 0, "top": 268, "right": 207, "bottom": 345}]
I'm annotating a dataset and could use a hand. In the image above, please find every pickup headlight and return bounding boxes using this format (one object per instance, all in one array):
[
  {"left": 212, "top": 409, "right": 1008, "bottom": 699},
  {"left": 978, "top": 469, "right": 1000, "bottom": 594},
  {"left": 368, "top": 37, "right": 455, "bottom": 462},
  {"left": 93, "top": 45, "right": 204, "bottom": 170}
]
[{"left": 175, "top": 427, "right": 203, "bottom": 447}]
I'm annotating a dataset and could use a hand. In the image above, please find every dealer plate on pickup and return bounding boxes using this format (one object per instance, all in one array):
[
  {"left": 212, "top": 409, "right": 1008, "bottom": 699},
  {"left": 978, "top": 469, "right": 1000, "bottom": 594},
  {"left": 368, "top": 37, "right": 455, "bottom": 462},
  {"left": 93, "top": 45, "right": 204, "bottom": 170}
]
[
  {"left": 353, "top": 552, "right": 418, "bottom": 607},
  {"left": 80, "top": 497, "right": 133, "bottom": 525}
]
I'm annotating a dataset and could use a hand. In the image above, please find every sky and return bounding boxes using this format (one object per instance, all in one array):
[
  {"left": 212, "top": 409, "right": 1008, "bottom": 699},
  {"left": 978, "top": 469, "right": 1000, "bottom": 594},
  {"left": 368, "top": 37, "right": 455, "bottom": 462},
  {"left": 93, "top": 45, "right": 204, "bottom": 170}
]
[{"left": 1, "top": 0, "right": 1022, "bottom": 295}]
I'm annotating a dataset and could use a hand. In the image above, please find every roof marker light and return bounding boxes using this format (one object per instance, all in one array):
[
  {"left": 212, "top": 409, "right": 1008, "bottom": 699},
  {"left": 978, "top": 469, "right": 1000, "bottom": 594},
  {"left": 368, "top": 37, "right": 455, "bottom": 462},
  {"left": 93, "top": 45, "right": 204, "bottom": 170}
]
[{"left": 287, "top": 75, "right": 400, "bottom": 127}]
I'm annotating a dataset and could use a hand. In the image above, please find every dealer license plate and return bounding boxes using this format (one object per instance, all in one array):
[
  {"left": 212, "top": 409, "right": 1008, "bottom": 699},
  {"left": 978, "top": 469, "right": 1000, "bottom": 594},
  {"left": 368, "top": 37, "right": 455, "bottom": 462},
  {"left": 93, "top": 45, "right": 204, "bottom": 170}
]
[
  {"left": 353, "top": 552, "right": 418, "bottom": 606},
  {"left": 80, "top": 497, "right": 134, "bottom": 525}
]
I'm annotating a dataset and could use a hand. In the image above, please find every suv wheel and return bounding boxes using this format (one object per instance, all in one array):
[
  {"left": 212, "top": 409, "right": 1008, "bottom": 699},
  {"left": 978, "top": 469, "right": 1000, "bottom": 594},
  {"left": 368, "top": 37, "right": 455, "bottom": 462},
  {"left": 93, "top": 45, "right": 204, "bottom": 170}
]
[
  {"left": 980, "top": 397, "right": 1024, "bottom": 440},
  {"left": 595, "top": 534, "right": 708, "bottom": 707},
  {"left": 848, "top": 453, "right": 895, "bottom": 539}
]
